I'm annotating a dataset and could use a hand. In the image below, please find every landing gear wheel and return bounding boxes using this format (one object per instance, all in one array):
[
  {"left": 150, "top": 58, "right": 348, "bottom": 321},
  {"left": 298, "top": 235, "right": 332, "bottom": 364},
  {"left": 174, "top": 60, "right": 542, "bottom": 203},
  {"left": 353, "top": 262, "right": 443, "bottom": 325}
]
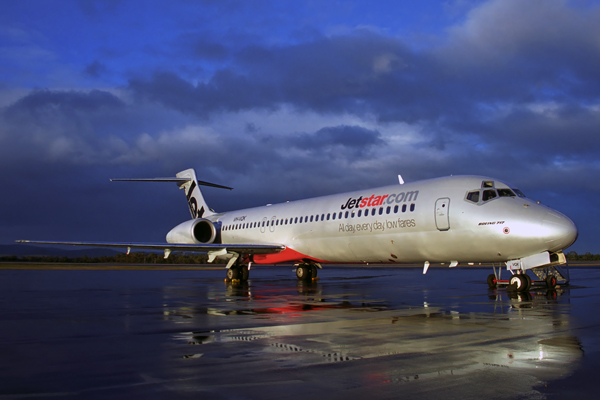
[
  {"left": 226, "top": 267, "right": 240, "bottom": 280},
  {"left": 546, "top": 276, "right": 557, "bottom": 289},
  {"left": 296, "top": 265, "right": 310, "bottom": 280},
  {"left": 509, "top": 275, "right": 527, "bottom": 292},
  {"left": 522, "top": 274, "right": 532, "bottom": 292},
  {"left": 240, "top": 265, "right": 249, "bottom": 281},
  {"left": 487, "top": 274, "right": 497, "bottom": 289},
  {"left": 310, "top": 265, "right": 318, "bottom": 279}
]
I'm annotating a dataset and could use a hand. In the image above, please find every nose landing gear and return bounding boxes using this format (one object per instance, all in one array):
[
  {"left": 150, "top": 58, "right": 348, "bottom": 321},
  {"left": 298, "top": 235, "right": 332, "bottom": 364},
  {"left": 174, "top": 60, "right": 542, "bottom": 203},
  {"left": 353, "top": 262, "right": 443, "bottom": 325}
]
[
  {"left": 488, "top": 261, "right": 568, "bottom": 292},
  {"left": 508, "top": 273, "right": 532, "bottom": 292}
]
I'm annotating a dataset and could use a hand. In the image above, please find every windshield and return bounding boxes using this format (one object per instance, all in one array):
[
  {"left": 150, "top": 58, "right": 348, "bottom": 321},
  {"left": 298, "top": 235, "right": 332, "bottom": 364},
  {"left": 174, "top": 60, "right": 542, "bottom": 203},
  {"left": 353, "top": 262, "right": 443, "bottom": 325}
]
[
  {"left": 512, "top": 188, "right": 526, "bottom": 198},
  {"left": 465, "top": 181, "right": 526, "bottom": 204}
]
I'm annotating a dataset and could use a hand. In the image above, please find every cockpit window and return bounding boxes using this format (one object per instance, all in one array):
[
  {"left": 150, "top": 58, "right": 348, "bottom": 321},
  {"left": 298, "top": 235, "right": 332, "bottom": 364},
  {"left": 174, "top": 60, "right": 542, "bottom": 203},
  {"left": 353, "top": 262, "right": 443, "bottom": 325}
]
[
  {"left": 512, "top": 188, "right": 526, "bottom": 198},
  {"left": 466, "top": 184, "right": 521, "bottom": 205},
  {"left": 466, "top": 191, "right": 480, "bottom": 203},
  {"left": 497, "top": 188, "right": 516, "bottom": 197},
  {"left": 482, "top": 189, "right": 497, "bottom": 201}
]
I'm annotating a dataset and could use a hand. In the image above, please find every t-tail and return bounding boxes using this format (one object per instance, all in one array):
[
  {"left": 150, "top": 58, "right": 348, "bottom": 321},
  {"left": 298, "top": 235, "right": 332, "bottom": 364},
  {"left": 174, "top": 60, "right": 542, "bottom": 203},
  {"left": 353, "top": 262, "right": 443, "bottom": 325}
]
[
  {"left": 111, "top": 168, "right": 232, "bottom": 218},
  {"left": 176, "top": 169, "right": 230, "bottom": 218}
]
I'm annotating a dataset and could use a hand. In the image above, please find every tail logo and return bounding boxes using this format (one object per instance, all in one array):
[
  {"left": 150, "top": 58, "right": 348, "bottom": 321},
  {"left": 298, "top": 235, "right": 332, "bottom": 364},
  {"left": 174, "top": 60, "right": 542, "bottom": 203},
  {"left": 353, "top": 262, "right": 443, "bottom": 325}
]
[{"left": 185, "top": 180, "right": 205, "bottom": 219}]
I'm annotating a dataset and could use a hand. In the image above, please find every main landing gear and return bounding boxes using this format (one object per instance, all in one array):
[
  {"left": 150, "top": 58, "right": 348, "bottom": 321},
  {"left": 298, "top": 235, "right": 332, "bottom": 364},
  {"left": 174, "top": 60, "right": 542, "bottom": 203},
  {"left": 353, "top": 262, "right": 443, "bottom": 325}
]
[
  {"left": 295, "top": 262, "right": 320, "bottom": 281},
  {"left": 226, "top": 264, "right": 249, "bottom": 281},
  {"left": 224, "top": 261, "right": 322, "bottom": 282}
]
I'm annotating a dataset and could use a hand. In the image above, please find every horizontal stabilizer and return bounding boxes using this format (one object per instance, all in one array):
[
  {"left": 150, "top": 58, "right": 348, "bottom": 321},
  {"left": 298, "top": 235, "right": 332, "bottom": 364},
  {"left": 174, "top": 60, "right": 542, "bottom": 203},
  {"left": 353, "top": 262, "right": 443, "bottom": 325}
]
[{"left": 110, "top": 177, "right": 232, "bottom": 190}]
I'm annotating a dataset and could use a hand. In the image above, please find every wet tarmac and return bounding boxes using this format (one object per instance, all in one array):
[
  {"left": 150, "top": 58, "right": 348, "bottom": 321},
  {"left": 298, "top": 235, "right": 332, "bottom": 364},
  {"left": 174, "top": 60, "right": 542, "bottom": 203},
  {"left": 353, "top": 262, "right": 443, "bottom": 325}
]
[{"left": 1, "top": 265, "right": 599, "bottom": 399}]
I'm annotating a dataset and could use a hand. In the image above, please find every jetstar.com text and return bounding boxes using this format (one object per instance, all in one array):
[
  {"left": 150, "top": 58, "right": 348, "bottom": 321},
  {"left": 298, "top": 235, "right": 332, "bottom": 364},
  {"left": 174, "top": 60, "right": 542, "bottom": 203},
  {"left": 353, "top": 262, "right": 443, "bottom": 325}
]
[{"left": 340, "top": 190, "right": 419, "bottom": 210}]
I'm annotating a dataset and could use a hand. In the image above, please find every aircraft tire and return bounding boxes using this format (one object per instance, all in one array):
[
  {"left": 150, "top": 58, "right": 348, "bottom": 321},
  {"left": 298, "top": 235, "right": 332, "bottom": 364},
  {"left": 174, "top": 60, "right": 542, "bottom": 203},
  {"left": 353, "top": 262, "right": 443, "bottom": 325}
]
[
  {"left": 240, "top": 265, "right": 249, "bottom": 281},
  {"left": 509, "top": 275, "right": 526, "bottom": 292},
  {"left": 310, "top": 265, "right": 318, "bottom": 278},
  {"left": 487, "top": 274, "right": 497, "bottom": 289},
  {"left": 227, "top": 267, "right": 240, "bottom": 280},
  {"left": 296, "top": 265, "right": 310, "bottom": 280},
  {"left": 546, "top": 276, "right": 557, "bottom": 289},
  {"left": 522, "top": 274, "right": 532, "bottom": 291}
]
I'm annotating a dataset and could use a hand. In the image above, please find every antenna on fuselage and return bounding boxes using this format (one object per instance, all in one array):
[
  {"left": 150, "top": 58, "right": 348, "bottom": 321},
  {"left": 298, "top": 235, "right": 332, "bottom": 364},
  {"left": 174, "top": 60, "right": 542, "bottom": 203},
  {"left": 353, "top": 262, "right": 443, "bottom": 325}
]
[{"left": 398, "top": 175, "right": 404, "bottom": 185}]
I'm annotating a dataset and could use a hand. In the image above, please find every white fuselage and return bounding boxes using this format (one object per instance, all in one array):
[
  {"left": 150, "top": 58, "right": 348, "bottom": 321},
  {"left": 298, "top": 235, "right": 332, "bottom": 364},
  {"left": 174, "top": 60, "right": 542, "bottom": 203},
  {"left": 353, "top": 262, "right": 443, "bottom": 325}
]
[{"left": 209, "top": 176, "right": 577, "bottom": 264}]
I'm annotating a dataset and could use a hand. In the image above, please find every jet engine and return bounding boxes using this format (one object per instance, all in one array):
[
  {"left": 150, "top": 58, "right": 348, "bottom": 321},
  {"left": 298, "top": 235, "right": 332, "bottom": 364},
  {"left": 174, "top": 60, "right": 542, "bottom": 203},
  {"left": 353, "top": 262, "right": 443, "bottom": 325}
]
[{"left": 166, "top": 218, "right": 221, "bottom": 244}]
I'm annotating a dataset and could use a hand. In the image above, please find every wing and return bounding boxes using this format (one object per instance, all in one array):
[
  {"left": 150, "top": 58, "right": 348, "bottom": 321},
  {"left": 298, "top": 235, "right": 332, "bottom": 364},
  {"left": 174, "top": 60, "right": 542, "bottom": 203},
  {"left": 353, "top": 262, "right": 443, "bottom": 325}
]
[{"left": 15, "top": 240, "right": 285, "bottom": 262}]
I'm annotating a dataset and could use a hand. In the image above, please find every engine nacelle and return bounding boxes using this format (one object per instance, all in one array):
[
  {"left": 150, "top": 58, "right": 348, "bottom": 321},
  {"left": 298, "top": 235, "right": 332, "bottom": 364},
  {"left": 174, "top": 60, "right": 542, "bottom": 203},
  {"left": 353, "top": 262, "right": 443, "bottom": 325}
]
[{"left": 166, "top": 218, "right": 221, "bottom": 244}]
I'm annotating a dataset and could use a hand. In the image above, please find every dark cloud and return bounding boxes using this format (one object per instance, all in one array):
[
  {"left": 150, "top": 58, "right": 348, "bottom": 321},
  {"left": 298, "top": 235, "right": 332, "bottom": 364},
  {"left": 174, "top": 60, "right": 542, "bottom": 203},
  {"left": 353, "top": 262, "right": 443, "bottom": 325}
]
[
  {"left": 127, "top": 11, "right": 600, "bottom": 129},
  {"left": 192, "top": 38, "right": 229, "bottom": 60},
  {"left": 128, "top": 70, "right": 278, "bottom": 117},
  {"left": 6, "top": 89, "right": 124, "bottom": 114},
  {"left": 84, "top": 60, "right": 108, "bottom": 78},
  {"left": 77, "top": 0, "right": 122, "bottom": 17},
  {"left": 128, "top": 33, "right": 442, "bottom": 121},
  {"left": 292, "top": 125, "right": 384, "bottom": 156}
]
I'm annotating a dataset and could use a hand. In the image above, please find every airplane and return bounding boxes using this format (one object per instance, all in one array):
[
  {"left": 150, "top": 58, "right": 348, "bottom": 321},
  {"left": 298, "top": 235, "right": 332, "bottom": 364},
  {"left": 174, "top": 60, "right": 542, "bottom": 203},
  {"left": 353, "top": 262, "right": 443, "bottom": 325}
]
[{"left": 18, "top": 168, "right": 578, "bottom": 291}]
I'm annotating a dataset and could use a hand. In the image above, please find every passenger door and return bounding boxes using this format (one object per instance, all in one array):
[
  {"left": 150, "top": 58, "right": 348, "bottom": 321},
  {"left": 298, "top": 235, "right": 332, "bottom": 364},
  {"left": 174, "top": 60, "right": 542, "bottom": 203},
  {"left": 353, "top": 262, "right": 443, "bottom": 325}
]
[{"left": 435, "top": 198, "right": 450, "bottom": 231}]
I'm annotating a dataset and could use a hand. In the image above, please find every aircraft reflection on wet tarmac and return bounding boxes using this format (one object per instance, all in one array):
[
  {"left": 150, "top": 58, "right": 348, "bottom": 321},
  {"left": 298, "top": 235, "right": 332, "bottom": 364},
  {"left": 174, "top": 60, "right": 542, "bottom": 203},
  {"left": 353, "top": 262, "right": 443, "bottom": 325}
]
[
  {"left": 174, "top": 283, "right": 580, "bottom": 364},
  {"left": 158, "top": 271, "right": 584, "bottom": 399},
  {"left": 0, "top": 266, "right": 594, "bottom": 399}
]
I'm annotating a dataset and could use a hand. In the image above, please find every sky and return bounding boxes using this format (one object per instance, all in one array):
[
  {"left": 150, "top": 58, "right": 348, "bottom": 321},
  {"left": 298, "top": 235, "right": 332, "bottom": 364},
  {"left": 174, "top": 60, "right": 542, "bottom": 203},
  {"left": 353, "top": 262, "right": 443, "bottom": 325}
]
[{"left": 1, "top": 0, "right": 599, "bottom": 254}]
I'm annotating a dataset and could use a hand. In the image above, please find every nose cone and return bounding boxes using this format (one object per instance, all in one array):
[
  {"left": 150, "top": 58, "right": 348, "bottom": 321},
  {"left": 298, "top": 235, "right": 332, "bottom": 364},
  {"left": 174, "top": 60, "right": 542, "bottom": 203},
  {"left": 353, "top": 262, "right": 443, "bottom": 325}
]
[{"left": 542, "top": 211, "right": 578, "bottom": 252}]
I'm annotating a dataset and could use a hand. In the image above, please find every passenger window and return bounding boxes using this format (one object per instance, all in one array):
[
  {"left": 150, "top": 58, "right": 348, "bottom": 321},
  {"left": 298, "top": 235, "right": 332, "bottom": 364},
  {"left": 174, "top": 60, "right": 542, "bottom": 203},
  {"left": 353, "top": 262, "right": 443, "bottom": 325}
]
[
  {"left": 394, "top": 205, "right": 399, "bottom": 213},
  {"left": 372, "top": 208, "right": 376, "bottom": 216},
  {"left": 332, "top": 213, "right": 336, "bottom": 220},
  {"left": 386, "top": 206, "right": 391, "bottom": 214},
  {"left": 294, "top": 217, "right": 298, "bottom": 223},
  {"left": 358, "top": 210, "right": 362, "bottom": 217},
  {"left": 310, "top": 215, "right": 314, "bottom": 222},
  {"left": 345, "top": 211, "right": 349, "bottom": 218},
  {"left": 379, "top": 207, "right": 383, "bottom": 215},
  {"left": 410, "top": 204, "right": 415, "bottom": 212},
  {"left": 483, "top": 189, "right": 497, "bottom": 201},
  {"left": 466, "top": 191, "right": 480, "bottom": 203},
  {"left": 402, "top": 204, "right": 407, "bottom": 212}
]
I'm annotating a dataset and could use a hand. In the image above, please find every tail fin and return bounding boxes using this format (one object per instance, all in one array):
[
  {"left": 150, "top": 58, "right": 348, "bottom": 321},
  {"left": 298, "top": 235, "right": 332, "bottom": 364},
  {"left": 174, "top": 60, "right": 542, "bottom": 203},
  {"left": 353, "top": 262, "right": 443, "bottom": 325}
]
[
  {"left": 111, "top": 169, "right": 232, "bottom": 219},
  {"left": 176, "top": 169, "right": 233, "bottom": 218}
]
